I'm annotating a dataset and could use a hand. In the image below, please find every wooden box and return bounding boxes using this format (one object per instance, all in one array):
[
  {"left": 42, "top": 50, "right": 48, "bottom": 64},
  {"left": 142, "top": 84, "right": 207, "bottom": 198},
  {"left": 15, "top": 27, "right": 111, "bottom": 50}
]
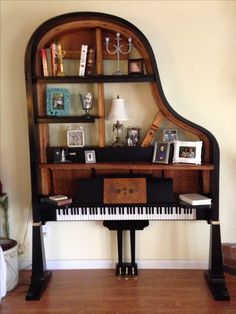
[{"left": 222, "top": 243, "right": 236, "bottom": 275}]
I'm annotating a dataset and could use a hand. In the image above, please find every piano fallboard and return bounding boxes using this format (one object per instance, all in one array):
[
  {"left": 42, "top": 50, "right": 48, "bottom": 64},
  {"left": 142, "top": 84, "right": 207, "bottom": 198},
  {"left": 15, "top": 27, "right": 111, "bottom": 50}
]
[{"left": 39, "top": 202, "right": 211, "bottom": 222}]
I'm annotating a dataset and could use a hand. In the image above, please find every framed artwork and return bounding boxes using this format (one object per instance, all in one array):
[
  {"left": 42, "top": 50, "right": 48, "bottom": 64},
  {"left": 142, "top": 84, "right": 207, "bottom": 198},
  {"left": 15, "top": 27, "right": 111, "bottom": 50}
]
[
  {"left": 126, "top": 127, "right": 141, "bottom": 146},
  {"left": 152, "top": 142, "right": 170, "bottom": 164},
  {"left": 163, "top": 129, "right": 178, "bottom": 142},
  {"left": 67, "top": 128, "right": 84, "bottom": 147},
  {"left": 128, "top": 59, "right": 144, "bottom": 75},
  {"left": 172, "top": 141, "right": 202, "bottom": 164},
  {"left": 84, "top": 150, "right": 96, "bottom": 163},
  {"left": 46, "top": 88, "right": 70, "bottom": 116}
]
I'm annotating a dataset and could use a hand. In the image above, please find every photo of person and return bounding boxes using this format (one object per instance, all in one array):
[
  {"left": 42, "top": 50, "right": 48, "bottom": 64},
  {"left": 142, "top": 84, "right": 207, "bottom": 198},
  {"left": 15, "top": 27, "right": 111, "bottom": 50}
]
[
  {"left": 179, "top": 146, "right": 196, "bottom": 158},
  {"left": 126, "top": 127, "right": 141, "bottom": 146},
  {"left": 163, "top": 129, "right": 178, "bottom": 142},
  {"left": 52, "top": 93, "right": 64, "bottom": 110},
  {"left": 152, "top": 142, "right": 170, "bottom": 164}
]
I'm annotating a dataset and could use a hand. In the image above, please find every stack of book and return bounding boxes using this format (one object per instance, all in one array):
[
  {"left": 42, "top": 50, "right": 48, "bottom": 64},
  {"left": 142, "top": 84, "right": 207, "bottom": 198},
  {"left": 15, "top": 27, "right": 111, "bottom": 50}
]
[
  {"left": 179, "top": 193, "right": 212, "bottom": 205},
  {"left": 41, "top": 43, "right": 96, "bottom": 77},
  {"left": 40, "top": 195, "right": 72, "bottom": 206}
]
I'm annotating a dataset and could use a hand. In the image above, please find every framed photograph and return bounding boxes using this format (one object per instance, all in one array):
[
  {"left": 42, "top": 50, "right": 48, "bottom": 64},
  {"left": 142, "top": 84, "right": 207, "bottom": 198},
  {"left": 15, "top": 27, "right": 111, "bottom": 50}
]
[
  {"left": 128, "top": 59, "right": 144, "bottom": 75},
  {"left": 126, "top": 127, "right": 141, "bottom": 146},
  {"left": 67, "top": 128, "right": 84, "bottom": 147},
  {"left": 152, "top": 142, "right": 170, "bottom": 164},
  {"left": 84, "top": 150, "right": 96, "bottom": 163},
  {"left": 163, "top": 129, "right": 178, "bottom": 142},
  {"left": 172, "top": 141, "right": 202, "bottom": 164},
  {"left": 46, "top": 88, "right": 70, "bottom": 116}
]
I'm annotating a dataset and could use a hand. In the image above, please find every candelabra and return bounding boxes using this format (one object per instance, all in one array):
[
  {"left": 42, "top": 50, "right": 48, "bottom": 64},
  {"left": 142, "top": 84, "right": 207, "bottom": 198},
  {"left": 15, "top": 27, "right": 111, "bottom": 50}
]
[{"left": 105, "top": 33, "right": 132, "bottom": 75}]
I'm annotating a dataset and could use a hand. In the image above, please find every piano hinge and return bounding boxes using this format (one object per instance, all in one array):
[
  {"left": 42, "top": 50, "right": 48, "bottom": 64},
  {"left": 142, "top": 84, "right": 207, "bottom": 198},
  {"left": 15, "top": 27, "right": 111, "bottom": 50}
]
[
  {"left": 32, "top": 222, "right": 42, "bottom": 227},
  {"left": 211, "top": 221, "right": 220, "bottom": 225}
]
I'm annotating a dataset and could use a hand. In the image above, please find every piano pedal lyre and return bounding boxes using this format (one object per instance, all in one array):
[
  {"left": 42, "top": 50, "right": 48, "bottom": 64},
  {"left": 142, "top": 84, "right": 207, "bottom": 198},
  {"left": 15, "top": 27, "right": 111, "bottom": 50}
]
[
  {"left": 103, "top": 220, "right": 148, "bottom": 278},
  {"left": 116, "top": 262, "right": 138, "bottom": 277}
]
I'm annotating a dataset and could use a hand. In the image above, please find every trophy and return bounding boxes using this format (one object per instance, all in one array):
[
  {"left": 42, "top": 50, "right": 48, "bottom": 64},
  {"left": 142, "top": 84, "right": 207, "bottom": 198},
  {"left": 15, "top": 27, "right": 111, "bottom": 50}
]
[
  {"left": 55, "top": 42, "right": 66, "bottom": 76},
  {"left": 79, "top": 92, "right": 93, "bottom": 117}
]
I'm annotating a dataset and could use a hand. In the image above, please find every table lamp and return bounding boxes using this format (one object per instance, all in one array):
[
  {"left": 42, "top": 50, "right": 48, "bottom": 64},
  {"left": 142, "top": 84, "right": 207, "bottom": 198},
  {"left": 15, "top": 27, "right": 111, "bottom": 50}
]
[{"left": 107, "top": 95, "right": 129, "bottom": 146}]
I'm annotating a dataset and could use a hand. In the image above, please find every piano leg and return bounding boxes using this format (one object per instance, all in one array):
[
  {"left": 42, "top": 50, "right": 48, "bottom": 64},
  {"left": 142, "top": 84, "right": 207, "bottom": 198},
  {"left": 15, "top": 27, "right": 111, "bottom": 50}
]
[
  {"left": 204, "top": 223, "right": 230, "bottom": 301},
  {"left": 130, "top": 230, "right": 138, "bottom": 276},
  {"left": 26, "top": 224, "right": 52, "bottom": 300},
  {"left": 117, "top": 229, "right": 123, "bottom": 275}
]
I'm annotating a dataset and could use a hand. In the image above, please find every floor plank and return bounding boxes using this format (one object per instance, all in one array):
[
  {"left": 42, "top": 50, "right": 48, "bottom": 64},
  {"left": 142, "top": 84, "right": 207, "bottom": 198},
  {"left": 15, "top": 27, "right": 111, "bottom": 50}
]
[{"left": 1, "top": 269, "right": 236, "bottom": 313}]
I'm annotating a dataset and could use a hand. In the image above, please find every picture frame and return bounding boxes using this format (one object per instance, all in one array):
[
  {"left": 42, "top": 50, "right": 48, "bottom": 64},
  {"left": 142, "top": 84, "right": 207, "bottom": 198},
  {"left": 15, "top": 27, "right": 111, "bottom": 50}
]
[
  {"left": 46, "top": 87, "right": 70, "bottom": 116},
  {"left": 67, "top": 128, "right": 85, "bottom": 147},
  {"left": 172, "top": 141, "right": 202, "bottom": 164},
  {"left": 84, "top": 150, "right": 96, "bottom": 163},
  {"left": 163, "top": 128, "right": 178, "bottom": 142},
  {"left": 128, "top": 59, "right": 144, "bottom": 75},
  {"left": 152, "top": 142, "right": 170, "bottom": 164},
  {"left": 126, "top": 127, "right": 141, "bottom": 146}
]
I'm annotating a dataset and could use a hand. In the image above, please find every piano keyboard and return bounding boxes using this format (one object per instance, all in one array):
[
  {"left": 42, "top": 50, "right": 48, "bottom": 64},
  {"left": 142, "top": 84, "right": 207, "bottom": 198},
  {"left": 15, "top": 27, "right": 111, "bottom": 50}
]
[{"left": 56, "top": 205, "right": 196, "bottom": 221}]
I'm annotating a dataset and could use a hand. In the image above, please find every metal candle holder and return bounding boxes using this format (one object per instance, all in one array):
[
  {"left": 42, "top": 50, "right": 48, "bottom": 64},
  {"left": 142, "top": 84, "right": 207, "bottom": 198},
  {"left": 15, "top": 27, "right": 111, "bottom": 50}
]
[{"left": 105, "top": 33, "right": 132, "bottom": 75}]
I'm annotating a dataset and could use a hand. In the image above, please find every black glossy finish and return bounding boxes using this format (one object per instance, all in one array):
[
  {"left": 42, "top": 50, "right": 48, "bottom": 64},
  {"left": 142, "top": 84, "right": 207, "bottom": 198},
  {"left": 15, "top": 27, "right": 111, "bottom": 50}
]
[{"left": 24, "top": 12, "right": 229, "bottom": 301}]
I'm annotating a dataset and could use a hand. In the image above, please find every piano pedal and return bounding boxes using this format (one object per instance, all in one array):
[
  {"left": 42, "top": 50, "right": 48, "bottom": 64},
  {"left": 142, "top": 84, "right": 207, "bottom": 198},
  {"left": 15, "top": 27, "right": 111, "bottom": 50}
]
[{"left": 115, "top": 263, "right": 138, "bottom": 277}]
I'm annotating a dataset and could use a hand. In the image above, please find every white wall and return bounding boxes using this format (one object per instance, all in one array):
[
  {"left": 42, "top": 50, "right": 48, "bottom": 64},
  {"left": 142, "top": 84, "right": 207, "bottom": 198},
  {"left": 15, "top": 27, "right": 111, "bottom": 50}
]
[{"left": 1, "top": 1, "right": 236, "bottom": 269}]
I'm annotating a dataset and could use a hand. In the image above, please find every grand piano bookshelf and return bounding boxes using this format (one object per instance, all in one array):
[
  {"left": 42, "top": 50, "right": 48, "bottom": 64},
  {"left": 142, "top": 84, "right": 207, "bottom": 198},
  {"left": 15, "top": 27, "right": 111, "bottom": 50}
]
[{"left": 25, "top": 12, "right": 230, "bottom": 301}]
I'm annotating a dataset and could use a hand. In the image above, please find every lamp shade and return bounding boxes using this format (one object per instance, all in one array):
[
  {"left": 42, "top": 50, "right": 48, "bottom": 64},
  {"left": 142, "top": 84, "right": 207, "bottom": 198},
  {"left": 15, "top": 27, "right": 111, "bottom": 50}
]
[{"left": 107, "top": 97, "right": 129, "bottom": 121}]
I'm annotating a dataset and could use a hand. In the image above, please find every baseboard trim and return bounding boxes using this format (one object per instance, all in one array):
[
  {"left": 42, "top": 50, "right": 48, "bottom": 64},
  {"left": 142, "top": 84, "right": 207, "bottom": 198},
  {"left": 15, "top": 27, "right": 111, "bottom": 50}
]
[{"left": 19, "top": 259, "right": 208, "bottom": 271}]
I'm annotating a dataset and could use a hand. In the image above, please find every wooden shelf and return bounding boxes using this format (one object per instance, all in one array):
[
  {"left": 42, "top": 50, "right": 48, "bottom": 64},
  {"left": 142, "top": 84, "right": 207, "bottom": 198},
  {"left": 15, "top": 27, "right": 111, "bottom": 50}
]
[
  {"left": 39, "top": 162, "right": 214, "bottom": 171},
  {"left": 37, "top": 115, "right": 99, "bottom": 123},
  {"left": 34, "top": 74, "right": 155, "bottom": 84}
]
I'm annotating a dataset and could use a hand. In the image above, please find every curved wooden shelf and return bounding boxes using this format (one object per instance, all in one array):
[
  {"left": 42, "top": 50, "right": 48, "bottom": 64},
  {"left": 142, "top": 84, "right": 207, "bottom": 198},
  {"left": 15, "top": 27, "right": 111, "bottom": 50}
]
[{"left": 35, "top": 74, "right": 155, "bottom": 83}]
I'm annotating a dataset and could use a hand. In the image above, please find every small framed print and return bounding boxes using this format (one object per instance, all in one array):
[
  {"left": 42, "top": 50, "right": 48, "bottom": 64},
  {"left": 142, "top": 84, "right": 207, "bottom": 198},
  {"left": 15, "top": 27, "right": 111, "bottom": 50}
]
[
  {"left": 126, "top": 127, "right": 141, "bottom": 146},
  {"left": 46, "top": 88, "right": 70, "bottom": 116},
  {"left": 67, "top": 128, "right": 84, "bottom": 147},
  {"left": 128, "top": 59, "right": 144, "bottom": 75},
  {"left": 172, "top": 141, "right": 202, "bottom": 165},
  {"left": 163, "top": 129, "right": 178, "bottom": 142},
  {"left": 152, "top": 142, "right": 170, "bottom": 164},
  {"left": 84, "top": 150, "right": 96, "bottom": 163}
]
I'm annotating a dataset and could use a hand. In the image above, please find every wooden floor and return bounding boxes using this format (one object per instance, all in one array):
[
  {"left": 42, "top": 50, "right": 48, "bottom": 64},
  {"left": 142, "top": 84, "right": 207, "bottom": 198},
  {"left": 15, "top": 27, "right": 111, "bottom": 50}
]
[{"left": 1, "top": 269, "right": 236, "bottom": 313}]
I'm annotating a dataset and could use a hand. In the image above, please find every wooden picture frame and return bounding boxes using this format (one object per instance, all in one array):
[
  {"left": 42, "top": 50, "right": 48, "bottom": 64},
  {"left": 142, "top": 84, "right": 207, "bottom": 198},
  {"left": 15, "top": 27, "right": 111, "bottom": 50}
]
[
  {"left": 67, "top": 129, "right": 84, "bottom": 147},
  {"left": 172, "top": 141, "right": 202, "bottom": 164},
  {"left": 128, "top": 59, "right": 144, "bottom": 75},
  {"left": 152, "top": 142, "right": 170, "bottom": 164},
  {"left": 46, "top": 88, "right": 70, "bottom": 116}
]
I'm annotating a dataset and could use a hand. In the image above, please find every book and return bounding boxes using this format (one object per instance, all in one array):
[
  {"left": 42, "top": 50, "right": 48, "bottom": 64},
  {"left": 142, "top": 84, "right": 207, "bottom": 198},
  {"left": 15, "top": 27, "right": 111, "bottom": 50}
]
[
  {"left": 50, "top": 42, "right": 57, "bottom": 76},
  {"left": 40, "top": 197, "right": 72, "bottom": 206},
  {"left": 85, "top": 47, "right": 96, "bottom": 75},
  {"left": 179, "top": 193, "right": 212, "bottom": 206},
  {"left": 49, "top": 195, "right": 68, "bottom": 201},
  {"left": 79, "top": 44, "right": 88, "bottom": 76},
  {"left": 46, "top": 48, "right": 53, "bottom": 76},
  {"left": 41, "top": 48, "right": 48, "bottom": 76}
]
